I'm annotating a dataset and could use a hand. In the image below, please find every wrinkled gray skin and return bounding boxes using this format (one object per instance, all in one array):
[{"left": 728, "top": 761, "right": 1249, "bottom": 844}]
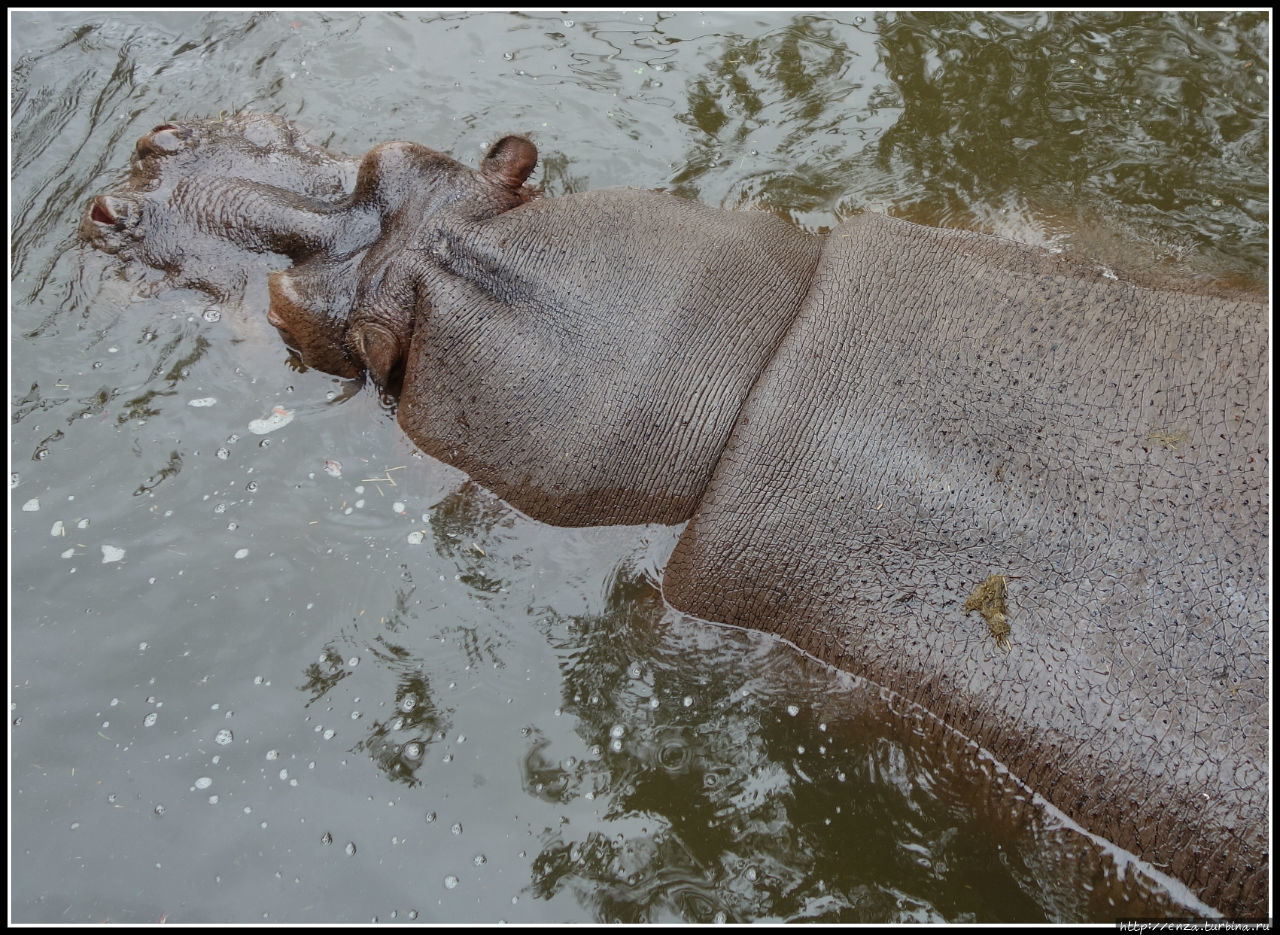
[{"left": 83, "top": 115, "right": 1269, "bottom": 917}]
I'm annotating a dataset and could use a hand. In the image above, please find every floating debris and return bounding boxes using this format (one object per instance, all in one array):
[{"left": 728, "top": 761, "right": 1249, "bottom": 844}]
[
  {"left": 188, "top": 397, "right": 218, "bottom": 408},
  {"left": 324, "top": 459, "right": 343, "bottom": 478},
  {"left": 248, "top": 406, "right": 294, "bottom": 435},
  {"left": 101, "top": 544, "right": 126, "bottom": 564},
  {"left": 361, "top": 466, "right": 407, "bottom": 492},
  {"left": 1147, "top": 428, "right": 1190, "bottom": 451},
  {"left": 964, "top": 574, "right": 1013, "bottom": 651}
]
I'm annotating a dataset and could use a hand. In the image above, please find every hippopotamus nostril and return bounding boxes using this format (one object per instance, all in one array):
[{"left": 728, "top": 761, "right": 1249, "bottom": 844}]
[
  {"left": 136, "top": 124, "right": 190, "bottom": 157},
  {"left": 90, "top": 196, "right": 116, "bottom": 226},
  {"left": 91, "top": 194, "right": 132, "bottom": 228}
]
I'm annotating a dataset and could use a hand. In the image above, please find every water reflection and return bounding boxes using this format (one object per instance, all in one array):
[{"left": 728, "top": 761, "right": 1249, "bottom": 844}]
[
  {"left": 297, "top": 489, "right": 518, "bottom": 789},
  {"left": 513, "top": 567, "right": 1201, "bottom": 922},
  {"left": 347, "top": 672, "right": 446, "bottom": 789},
  {"left": 872, "top": 10, "right": 1268, "bottom": 285},
  {"left": 668, "top": 14, "right": 880, "bottom": 220},
  {"left": 429, "top": 484, "right": 515, "bottom": 599},
  {"left": 659, "top": 11, "right": 1266, "bottom": 287}
]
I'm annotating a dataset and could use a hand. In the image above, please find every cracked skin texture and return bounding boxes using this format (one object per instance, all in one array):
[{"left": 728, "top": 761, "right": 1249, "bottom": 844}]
[
  {"left": 664, "top": 214, "right": 1268, "bottom": 915},
  {"left": 82, "top": 116, "right": 1268, "bottom": 916}
]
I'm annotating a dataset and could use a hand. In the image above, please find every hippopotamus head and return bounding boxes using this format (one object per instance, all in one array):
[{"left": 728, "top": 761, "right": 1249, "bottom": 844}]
[
  {"left": 265, "top": 135, "right": 539, "bottom": 384},
  {"left": 81, "top": 113, "right": 364, "bottom": 299},
  {"left": 82, "top": 112, "right": 539, "bottom": 387}
]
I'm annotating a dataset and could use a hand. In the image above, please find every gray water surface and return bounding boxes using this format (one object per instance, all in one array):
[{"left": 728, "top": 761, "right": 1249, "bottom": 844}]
[{"left": 10, "top": 10, "right": 1265, "bottom": 923}]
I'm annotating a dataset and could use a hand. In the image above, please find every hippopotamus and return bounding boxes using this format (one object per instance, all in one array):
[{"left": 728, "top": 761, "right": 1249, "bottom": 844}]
[{"left": 82, "top": 114, "right": 1269, "bottom": 918}]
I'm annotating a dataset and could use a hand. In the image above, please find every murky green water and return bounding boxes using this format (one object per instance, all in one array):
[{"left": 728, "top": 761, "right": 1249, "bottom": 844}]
[{"left": 10, "top": 11, "right": 1266, "bottom": 923}]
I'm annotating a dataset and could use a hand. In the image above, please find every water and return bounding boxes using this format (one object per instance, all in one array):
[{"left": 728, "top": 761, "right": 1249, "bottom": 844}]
[{"left": 10, "top": 10, "right": 1265, "bottom": 923}]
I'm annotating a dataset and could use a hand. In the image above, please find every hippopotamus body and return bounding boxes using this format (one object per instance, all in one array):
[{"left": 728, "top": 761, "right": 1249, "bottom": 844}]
[{"left": 82, "top": 114, "right": 1269, "bottom": 917}]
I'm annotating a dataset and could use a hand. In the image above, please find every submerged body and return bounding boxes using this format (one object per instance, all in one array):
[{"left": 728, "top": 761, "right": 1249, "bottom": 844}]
[{"left": 83, "top": 115, "right": 1269, "bottom": 916}]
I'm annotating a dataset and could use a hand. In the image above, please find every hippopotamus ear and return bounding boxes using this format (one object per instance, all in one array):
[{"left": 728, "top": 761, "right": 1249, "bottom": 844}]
[{"left": 480, "top": 136, "right": 538, "bottom": 191}]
